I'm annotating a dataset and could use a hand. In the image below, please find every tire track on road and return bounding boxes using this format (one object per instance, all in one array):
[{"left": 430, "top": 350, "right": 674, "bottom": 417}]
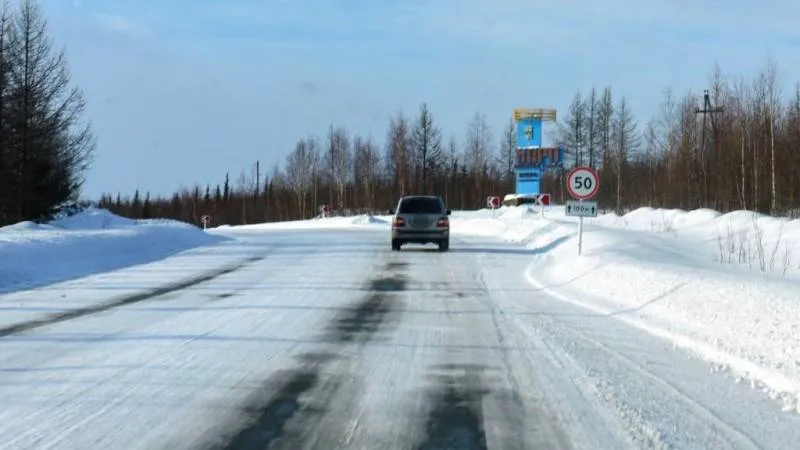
[
  {"left": 211, "top": 261, "right": 409, "bottom": 450},
  {"left": 398, "top": 249, "right": 576, "bottom": 449},
  {"left": 415, "top": 363, "right": 490, "bottom": 450},
  {"left": 0, "top": 255, "right": 265, "bottom": 338},
  {"left": 410, "top": 257, "right": 537, "bottom": 450}
]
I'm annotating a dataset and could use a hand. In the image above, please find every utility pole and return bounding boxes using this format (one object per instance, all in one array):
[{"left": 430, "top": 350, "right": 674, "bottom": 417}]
[
  {"left": 254, "top": 160, "right": 261, "bottom": 221},
  {"left": 694, "top": 89, "right": 724, "bottom": 159},
  {"left": 255, "top": 160, "right": 260, "bottom": 197},
  {"left": 694, "top": 89, "right": 724, "bottom": 207}
]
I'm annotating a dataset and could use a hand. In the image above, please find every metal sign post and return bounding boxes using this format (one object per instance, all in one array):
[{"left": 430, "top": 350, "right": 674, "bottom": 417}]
[
  {"left": 565, "top": 167, "right": 600, "bottom": 255},
  {"left": 578, "top": 199, "right": 583, "bottom": 254}
]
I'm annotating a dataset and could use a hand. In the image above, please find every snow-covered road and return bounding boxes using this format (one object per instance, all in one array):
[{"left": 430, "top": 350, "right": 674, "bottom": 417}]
[{"left": 1, "top": 227, "right": 799, "bottom": 449}]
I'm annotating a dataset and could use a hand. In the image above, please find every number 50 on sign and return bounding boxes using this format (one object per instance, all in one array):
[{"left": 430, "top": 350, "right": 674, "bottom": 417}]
[{"left": 566, "top": 166, "right": 599, "bottom": 200}]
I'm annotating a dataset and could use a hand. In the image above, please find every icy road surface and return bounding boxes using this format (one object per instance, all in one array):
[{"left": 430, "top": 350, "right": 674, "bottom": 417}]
[{"left": 1, "top": 228, "right": 798, "bottom": 449}]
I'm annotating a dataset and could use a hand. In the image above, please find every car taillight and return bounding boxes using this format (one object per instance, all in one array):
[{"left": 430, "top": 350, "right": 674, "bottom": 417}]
[
  {"left": 436, "top": 217, "right": 449, "bottom": 228},
  {"left": 393, "top": 217, "right": 405, "bottom": 228}
]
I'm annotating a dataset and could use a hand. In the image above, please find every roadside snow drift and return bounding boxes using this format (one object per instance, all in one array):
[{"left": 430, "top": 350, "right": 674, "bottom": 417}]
[
  {"left": 216, "top": 214, "right": 390, "bottom": 231},
  {"left": 454, "top": 205, "right": 800, "bottom": 411},
  {"left": 0, "top": 208, "right": 227, "bottom": 293}
]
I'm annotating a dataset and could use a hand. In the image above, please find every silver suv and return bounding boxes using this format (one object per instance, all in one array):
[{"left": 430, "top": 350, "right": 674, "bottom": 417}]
[{"left": 390, "top": 195, "right": 451, "bottom": 251}]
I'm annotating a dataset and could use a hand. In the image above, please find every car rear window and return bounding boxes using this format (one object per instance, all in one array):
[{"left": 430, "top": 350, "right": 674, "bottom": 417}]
[{"left": 398, "top": 197, "right": 444, "bottom": 214}]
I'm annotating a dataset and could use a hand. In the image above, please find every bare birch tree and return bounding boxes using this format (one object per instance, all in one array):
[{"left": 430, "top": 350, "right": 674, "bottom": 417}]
[
  {"left": 285, "top": 137, "right": 318, "bottom": 218},
  {"left": 465, "top": 111, "right": 492, "bottom": 196},
  {"left": 760, "top": 59, "right": 781, "bottom": 214},
  {"left": 498, "top": 117, "right": 516, "bottom": 185},
  {"left": 411, "top": 102, "right": 442, "bottom": 194},
  {"left": 326, "top": 125, "right": 351, "bottom": 209},
  {"left": 559, "top": 91, "right": 586, "bottom": 166},
  {"left": 385, "top": 111, "right": 412, "bottom": 196},
  {"left": 353, "top": 135, "right": 382, "bottom": 209},
  {"left": 596, "top": 87, "right": 614, "bottom": 171},
  {"left": 585, "top": 86, "right": 599, "bottom": 168},
  {"left": 611, "top": 96, "right": 638, "bottom": 213}
]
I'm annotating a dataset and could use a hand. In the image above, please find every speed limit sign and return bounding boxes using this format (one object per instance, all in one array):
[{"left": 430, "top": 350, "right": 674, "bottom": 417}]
[{"left": 566, "top": 166, "right": 599, "bottom": 200}]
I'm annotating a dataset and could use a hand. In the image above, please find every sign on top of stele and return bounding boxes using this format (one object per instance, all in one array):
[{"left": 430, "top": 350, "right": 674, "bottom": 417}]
[{"left": 513, "top": 108, "right": 557, "bottom": 122}]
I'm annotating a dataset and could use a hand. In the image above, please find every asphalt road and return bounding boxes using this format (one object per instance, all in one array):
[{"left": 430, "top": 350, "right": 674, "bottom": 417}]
[{"left": 0, "top": 228, "right": 798, "bottom": 449}]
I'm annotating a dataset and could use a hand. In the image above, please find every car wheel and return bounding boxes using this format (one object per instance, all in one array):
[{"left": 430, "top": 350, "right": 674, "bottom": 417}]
[
  {"left": 392, "top": 239, "right": 402, "bottom": 251},
  {"left": 438, "top": 240, "right": 449, "bottom": 252}
]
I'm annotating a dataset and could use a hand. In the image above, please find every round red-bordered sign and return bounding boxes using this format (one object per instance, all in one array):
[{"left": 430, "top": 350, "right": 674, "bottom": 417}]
[{"left": 566, "top": 166, "right": 600, "bottom": 200}]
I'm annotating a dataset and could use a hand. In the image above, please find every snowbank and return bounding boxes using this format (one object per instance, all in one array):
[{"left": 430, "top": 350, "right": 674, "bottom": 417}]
[
  {"left": 0, "top": 208, "right": 227, "bottom": 293},
  {"left": 595, "top": 207, "right": 800, "bottom": 277},
  {"left": 449, "top": 205, "right": 549, "bottom": 240},
  {"left": 219, "top": 214, "right": 391, "bottom": 231},
  {"left": 351, "top": 214, "right": 390, "bottom": 225},
  {"left": 455, "top": 205, "right": 800, "bottom": 410}
]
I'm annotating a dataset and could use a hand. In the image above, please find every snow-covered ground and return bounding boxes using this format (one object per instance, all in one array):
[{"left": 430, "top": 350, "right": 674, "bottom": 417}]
[
  {"left": 1, "top": 204, "right": 800, "bottom": 448},
  {"left": 216, "top": 213, "right": 389, "bottom": 231},
  {"left": 207, "top": 203, "right": 800, "bottom": 410},
  {"left": 451, "top": 204, "right": 800, "bottom": 412},
  {"left": 3, "top": 204, "right": 800, "bottom": 408},
  {"left": 0, "top": 208, "right": 228, "bottom": 293}
]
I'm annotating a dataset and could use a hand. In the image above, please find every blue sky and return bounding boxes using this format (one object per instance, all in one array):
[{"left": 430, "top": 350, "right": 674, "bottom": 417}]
[{"left": 37, "top": 0, "right": 800, "bottom": 199}]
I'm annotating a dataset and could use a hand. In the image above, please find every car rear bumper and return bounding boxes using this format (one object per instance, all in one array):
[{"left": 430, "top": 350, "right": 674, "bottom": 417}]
[{"left": 392, "top": 228, "right": 449, "bottom": 242}]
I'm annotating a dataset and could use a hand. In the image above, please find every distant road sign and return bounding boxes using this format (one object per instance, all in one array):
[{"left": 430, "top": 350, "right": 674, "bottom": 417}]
[
  {"left": 566, "top": 166, "right": 600, "bottom": 200},
  {"left": 565, "top": 200, "right": 598, "bottom": 217},
  {"left": 536, "top": 193, "right": 550, "bottom": 206},
  {"left": 487, "top": 196, "right": 500, "bottom": 209}
]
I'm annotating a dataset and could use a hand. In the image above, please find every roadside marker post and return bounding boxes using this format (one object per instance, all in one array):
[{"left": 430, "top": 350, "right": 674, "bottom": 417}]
[
  {"left": 319, "top": 204, "right": 331, "bottom": 218},
  {"left": 535, "top": 193, "right": 550, "bottom": 219},
  {"left": 565, "top": 167, "right": 600, "bottom": 255},
  {"left": 487, "top": 196, "right": 500, "bottom": 218}
]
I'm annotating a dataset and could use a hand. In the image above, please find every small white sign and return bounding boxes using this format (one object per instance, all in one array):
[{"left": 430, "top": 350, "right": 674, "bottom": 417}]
[{"left": 566, "top": 200, "right": 598, "bottom": 217}]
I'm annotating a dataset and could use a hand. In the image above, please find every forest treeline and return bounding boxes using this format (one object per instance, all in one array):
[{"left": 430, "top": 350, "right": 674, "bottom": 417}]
[
  {"left": 101, "top": 60, "right": 800, "bottom": 227},
  {"left": 0, "top": 0, "right": 94, "bottom": 227}
]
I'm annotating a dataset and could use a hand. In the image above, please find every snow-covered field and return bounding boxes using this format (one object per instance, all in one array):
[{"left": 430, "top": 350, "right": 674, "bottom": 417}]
[{"left": 1, "top": 204, "right": 800, "bottom": 448}]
